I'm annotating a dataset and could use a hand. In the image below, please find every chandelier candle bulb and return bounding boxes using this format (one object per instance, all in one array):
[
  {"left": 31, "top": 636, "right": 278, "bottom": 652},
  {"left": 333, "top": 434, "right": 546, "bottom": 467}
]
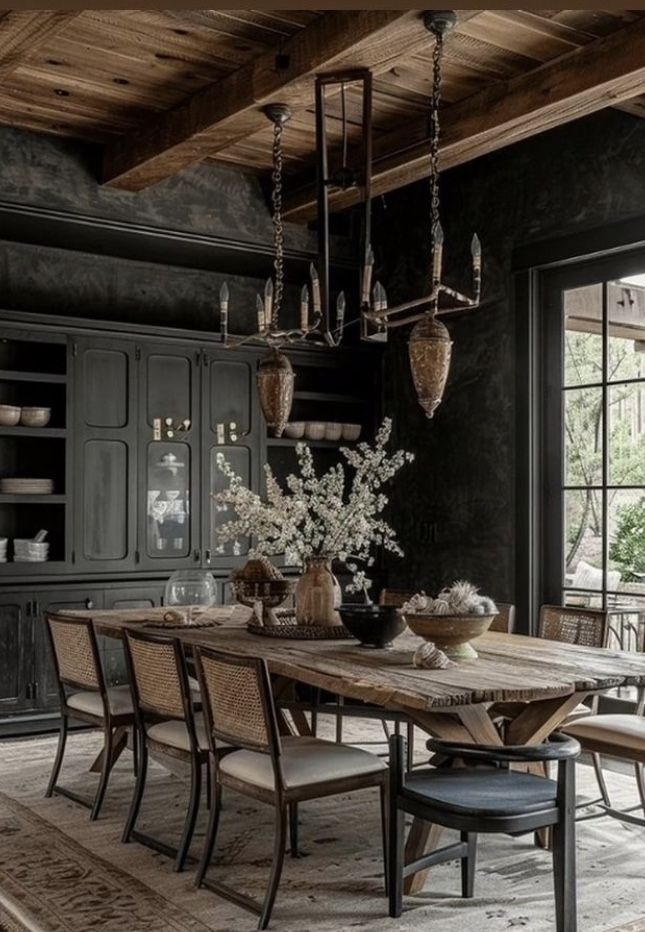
[
  {"left": 264, "top": 278, "right": 274, "bottom": 326},
  {"left": 300, "top": 284, "right": 309, "bottom": 330},
  {"left": 432, "top": 222, "right": 444, "bottom": 287},
  {"left": 471, "top": 233, "right": 482, "bottom": 297},
  {"left": 256, "top": 294, "right": 266, "bottom": 332},
  {"left": 219, "top": 282, "right": 229, "bottom": 338},
  {"left": 336, "top": 291, "right": 346, "bottom": 331},
  {"left": 310, "top": 263, "right": 321, "bottom": 316},
  {"left": 362, "top": 246, "right": 374, "bottom": 305}
]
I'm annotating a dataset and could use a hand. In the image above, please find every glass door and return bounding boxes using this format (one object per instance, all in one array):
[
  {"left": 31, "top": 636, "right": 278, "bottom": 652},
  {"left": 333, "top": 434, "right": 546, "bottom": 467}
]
[{"left": 541, "top": 253, "right": 645, "bottom": 651}]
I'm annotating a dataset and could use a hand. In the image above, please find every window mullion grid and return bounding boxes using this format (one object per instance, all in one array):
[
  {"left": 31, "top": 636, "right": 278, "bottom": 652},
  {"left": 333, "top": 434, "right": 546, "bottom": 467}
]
[{"left": 602, "top": 281, "right": 608, "bottom": 612}]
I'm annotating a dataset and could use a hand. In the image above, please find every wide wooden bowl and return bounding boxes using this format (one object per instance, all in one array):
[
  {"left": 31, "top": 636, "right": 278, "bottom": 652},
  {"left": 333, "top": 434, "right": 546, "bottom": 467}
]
[{"left": 402, "top": 612, "right": 497, "bottom": 660}]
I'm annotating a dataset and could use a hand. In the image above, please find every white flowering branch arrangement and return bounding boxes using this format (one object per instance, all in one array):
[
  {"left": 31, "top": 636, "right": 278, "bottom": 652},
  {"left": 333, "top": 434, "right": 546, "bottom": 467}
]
[{"left": 213, "top": 417, "right": 414, "bottom": 592}]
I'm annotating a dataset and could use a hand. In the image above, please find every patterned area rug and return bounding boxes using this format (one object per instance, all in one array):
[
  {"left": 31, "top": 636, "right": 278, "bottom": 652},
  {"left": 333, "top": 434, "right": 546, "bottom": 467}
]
[{"left": 0, "top": 721, "right": 644, "bottom": 932}]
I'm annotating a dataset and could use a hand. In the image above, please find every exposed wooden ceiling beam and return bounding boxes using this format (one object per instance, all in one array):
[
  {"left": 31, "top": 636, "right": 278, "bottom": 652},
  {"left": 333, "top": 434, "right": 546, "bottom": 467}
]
[
  {"left": 0, "top": 11, "right": 78, "bottom": 82},
  {"left": 102, "top": 10, "right": 435, "bottom": 191},
  {"left": 283, "top": 15, "right": 645, "bottom": 223}
]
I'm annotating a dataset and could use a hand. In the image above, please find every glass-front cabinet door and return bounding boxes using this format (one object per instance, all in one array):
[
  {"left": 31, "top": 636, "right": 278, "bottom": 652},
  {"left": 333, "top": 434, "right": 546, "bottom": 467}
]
[
  {"left": 138, "top": 343, "right": 200, "bottom": 569},
  {"left": 202, "top": 351, "right": 261, "bottom": 571}
]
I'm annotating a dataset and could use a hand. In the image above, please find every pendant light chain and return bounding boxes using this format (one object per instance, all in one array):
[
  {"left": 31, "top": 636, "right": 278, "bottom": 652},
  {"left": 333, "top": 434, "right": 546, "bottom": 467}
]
[
  {"left": 270, "top": 117, "right": 285, "bottom": 329},
  {"left": 429, "top": 29, "right": 444, "bottom": 264}
]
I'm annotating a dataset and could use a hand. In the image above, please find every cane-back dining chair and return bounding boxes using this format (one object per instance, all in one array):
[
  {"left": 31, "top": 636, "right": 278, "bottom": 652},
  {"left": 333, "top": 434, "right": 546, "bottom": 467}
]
[
  {"left": 388, "top": 733, "right": 581, "bottom": 932},
  {"left": 489, "top": 601, "right": 516, "bottom": 633},
  {"left": 563, "top": 621, "right": 645, "bottom": 828},
  {"left": 122, "top": 630, "right": 212, "bottom": 871},
  {"left": 194, "top": 646, "right": 388, "bottom": 930},
  {"left": 45, "top": 612, "right": 136, "bottom": 820}
]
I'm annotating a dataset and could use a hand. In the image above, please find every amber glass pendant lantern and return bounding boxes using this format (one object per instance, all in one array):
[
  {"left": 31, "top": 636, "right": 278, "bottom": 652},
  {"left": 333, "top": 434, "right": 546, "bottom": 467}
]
[{"left": 361, "top": 11, "right": 482, "bottom": 418}]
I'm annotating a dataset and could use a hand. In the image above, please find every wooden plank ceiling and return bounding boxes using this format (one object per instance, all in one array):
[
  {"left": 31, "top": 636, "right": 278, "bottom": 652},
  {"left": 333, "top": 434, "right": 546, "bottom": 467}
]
[{"left": 1, "top": 9, "right": 645, "bottom": 221}]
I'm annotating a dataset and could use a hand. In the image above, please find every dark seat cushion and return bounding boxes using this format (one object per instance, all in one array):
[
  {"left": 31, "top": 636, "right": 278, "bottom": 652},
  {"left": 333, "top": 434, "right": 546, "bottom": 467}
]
[{"left": 403, "top": 767, "right": 558, "bottom": 817}]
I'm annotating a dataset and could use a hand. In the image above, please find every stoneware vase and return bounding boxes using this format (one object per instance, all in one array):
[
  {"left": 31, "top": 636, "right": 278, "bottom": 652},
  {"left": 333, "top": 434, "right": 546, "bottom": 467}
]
[{"left": 295, "top": 556, "right": 341, "bottom": 627}]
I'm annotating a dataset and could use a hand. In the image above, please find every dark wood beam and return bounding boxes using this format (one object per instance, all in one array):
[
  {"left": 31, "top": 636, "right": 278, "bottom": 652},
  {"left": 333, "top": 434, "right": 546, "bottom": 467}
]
[
  {"left": 283, "top": 15, "right": 645, "bottom": 223},
  {"left": 103, "top": 10, "right": 432, "bottom": 191},
  {"left": 0, "top": 11, "right": 78, "bottom": 82}
]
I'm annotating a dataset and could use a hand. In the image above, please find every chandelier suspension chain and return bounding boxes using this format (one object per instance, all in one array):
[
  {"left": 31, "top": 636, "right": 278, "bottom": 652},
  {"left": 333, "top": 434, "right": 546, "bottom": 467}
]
[
  {"left": 271, "top": 117, "right": 285, "bottom": 329},
  {"left": 430, "top": 29, "right": 444, "bottom": 256}
]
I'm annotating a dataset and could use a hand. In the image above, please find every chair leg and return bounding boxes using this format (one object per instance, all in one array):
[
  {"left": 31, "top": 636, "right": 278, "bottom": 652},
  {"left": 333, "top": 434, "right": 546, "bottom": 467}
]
[
  {"left": 388, "top": 789, "right": 404, "bottom": 918},
  {"left": 335, "top": 696, "right": 344, "bottom": 744},
  {"left": 90, "top": 725, "right": 114, "bottom": 821},
  {"left": 592, "top": 753, "right": 611, "bottom": 807},
  {"left": 311, "top": 688, "right": 319, "bottom": 737},
  {"left": 635, "top": 763, "right": 645, "bottom": 817},
  {"left": 406, "top": 723, "right": 414, "bottom": 770},
  {"left": 289, "top": 803, "right": 299, "bottom": 857},
  {"left": 258, "top": 805, "right": 287, "bottom": 930},
  {"left": 175, "top": 756, "right": 202, "bottom": 872},
  {"left": 552, "top": 817, "right": 577, "bottom": 932},
  {"left": 122, "top": 730, "right": 148, "bottom": 844},
  {"left": 45, "top": 713, "right": 68, "bottom": 798},
  {"left": 460, "top": 832, "right": 477, "bottom": 898},
  {"left": 379, "top": 782, "right": 388, "bottom": 896},
  {"left": 195, "top": 774, "right": 221, "bottom": 888}
]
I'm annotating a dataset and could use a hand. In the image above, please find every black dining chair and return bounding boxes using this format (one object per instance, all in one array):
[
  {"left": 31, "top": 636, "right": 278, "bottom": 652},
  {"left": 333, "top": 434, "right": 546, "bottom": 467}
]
[{"left": 388, "top": 732, "right": 581, "bottom": 932}]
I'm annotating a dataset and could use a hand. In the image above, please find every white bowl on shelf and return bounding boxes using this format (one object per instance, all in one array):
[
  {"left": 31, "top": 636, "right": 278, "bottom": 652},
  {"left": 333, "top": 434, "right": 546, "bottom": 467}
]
[
  {"left": 342, "top": 423, "right": 362, "bottom": 441},
  {"left": 305, "top": 421, "right": 326, "bottom": 441},
  {"left": 325, "top": 422, "right": 342, "bottom": 441},
  {"left": 0, "top": 405, "right": 21, "bottom": 426},
  {"left": 284, "top": 422, "right": 305, "bottom": 439},
  {"left": 20, "top": 407, "right": 51, "bottom": 428}
]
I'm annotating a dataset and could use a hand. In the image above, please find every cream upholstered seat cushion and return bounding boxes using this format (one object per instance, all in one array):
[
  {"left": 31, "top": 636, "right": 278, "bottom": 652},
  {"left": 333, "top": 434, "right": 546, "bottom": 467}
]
[
  {"left": 66, "top": 685, "right": 133, "bottom": 718},
  {"left": 147, "top": 713, "right": 211, "bottom": 752},
  {"left": 563, "top": 714, "right": 645, "bottom": 756},
  {"left": 219, "top": 735, "right": 387, "bottom": 792}
]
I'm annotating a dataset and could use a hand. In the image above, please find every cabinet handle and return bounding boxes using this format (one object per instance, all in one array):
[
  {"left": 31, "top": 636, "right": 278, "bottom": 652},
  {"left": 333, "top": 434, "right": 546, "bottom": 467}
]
[
  {"left": 193, "top": 549, "right": 200, "bottom": 562},
  {"left": 205, "top": 549, "right": 212, "bottom": 564},
  {"left": 86, "top": 598, "right": 94, "bottom": 610}
]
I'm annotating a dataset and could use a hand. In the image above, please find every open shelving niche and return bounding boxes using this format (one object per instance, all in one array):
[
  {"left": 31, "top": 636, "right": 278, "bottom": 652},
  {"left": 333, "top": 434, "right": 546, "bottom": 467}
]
[{"left": 0, "top": 335, "right": 68, "bottom": 567}]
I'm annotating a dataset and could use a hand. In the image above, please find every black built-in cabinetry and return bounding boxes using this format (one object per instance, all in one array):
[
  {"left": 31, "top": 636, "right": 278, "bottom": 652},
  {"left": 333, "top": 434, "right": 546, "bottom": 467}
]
[{"left": 0, "top": 310, "right": 381, "bottom": 734}]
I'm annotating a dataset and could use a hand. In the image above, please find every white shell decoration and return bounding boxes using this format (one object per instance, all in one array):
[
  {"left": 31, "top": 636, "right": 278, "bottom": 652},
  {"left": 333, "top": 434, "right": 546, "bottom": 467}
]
[
  {"left": 403, "top": 580, "right": 497, "bottom": 618},
  {"left": 413, "top": 642, "right": 455, "bottom": 669}
]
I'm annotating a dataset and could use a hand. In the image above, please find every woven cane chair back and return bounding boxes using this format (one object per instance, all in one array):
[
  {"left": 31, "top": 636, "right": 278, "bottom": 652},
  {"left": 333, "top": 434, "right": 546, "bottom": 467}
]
[
  {"left": 126, "top": 633, "right": 186, "bottom": 719},
  {"left": 47, "top": 614, "right": 101, "bottom": 690},
  {"left": 539, "top": 604, "right": 608, "bottom": 648},
  {"left": 195, "top": 648, "right": 276, "bottom": 754},
  {"left": 489, "top": 602, "right": 516, "bottom": 633},
  {"left": 379, "top": 589, "right": 416, "bottom": 608}
]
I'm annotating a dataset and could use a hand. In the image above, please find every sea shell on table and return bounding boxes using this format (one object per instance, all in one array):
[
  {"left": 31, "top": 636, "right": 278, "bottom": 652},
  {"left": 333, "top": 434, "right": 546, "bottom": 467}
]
[{"left": 413, "top": 642, "right": 454, "bottom": 669}]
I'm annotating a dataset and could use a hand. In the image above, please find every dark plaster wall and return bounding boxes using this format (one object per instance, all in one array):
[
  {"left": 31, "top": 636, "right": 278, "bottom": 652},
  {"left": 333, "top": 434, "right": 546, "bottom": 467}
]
[
  {"left": 378, "top": 107, "right": 645, "bottom": 605},
  {"left": 0, "top": 126, "right": 320, "bottom": 331}
]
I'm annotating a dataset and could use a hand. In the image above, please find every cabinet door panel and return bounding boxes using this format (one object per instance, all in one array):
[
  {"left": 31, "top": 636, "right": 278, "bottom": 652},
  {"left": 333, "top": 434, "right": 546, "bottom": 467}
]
[
  {"left": 209, "top": 445, "right": 251, "bottom": 560},
  {"left": 146, "top": 353, "right": 192, "bottom": 426},
  {"left": 138, "top": 344, "right": 199, "bottom": 570},
  {"left": 82, "top": 348, "right": 128, "bottom": 428},
  {"left": 208, "top": 359, "right": 252, "bottom": 436},
  {"left": 74, "top": 338, "right": 137, "bottom": 571},
  {"left": 0, "top": 597, "right": 30, "bottom": 714},
  {"left": 83, "top": 440, "right": 129, "bottom": 561}
]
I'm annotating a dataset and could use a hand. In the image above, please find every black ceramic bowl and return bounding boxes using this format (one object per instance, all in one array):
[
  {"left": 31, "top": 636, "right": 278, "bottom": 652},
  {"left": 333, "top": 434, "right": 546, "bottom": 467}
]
[{"left": 339, "top": 604, "right": 406, "bottom": 649}]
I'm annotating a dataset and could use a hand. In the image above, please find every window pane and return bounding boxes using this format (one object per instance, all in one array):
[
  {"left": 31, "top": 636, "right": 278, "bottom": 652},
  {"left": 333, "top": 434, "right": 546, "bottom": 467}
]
[
  {"left": 564, "top": 388, "right": 603, "bottom": 486},
  {"left": 608, "top": 488, "right": 645, "bottom": 592},
  {"left": 564, "top": 284, "right": 603, "bottom": 387},
  {"left": 608, "top": 279, "right": 645, "bottom": 383},
  {"left": 608, "top": 382, "right": 645, "bottom": 486},
  {"left": 564, "top": 489, "right": 603, "bottom": 589}
]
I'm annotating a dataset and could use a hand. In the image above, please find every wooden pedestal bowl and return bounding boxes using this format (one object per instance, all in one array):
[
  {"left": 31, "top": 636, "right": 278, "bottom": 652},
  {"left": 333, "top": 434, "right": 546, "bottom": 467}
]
[{"left": 402, "top": 612, "right": 497, "bottom": 660}]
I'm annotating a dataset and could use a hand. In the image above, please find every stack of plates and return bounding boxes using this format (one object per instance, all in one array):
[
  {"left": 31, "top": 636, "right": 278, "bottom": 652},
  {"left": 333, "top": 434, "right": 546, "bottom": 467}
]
[
  {"left": 0, "top": 478, "right": 54, "bottom": 495},
  {"left": 0, "top": 538, "right": 7, "bottom": 564}
]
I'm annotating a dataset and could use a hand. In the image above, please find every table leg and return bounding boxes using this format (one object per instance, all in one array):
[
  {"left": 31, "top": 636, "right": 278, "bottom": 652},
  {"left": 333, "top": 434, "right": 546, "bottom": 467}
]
[
  {"left": 272, "top": 675, "right": 312, "bottom": 737},
  {"left": 89, "top": 726, "right": 128, "bottom": 774}
]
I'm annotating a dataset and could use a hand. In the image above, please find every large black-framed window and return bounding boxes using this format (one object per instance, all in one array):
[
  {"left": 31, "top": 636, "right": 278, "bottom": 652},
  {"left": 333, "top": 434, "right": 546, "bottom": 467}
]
[{"left": 533, "top": 248, "right": 645, "bottom": 631}]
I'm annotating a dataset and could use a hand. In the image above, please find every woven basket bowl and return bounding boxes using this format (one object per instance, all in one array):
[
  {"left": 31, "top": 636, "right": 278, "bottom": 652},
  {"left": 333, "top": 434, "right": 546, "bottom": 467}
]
[{"left": 403, "top": 612, "right": 497, "bottom": 660}]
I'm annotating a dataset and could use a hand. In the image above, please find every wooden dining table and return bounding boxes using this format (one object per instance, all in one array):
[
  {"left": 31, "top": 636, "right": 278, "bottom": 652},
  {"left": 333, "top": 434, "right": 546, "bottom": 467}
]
[{"left": 66, "top": 604, "right": 645, "bottom": 895}]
